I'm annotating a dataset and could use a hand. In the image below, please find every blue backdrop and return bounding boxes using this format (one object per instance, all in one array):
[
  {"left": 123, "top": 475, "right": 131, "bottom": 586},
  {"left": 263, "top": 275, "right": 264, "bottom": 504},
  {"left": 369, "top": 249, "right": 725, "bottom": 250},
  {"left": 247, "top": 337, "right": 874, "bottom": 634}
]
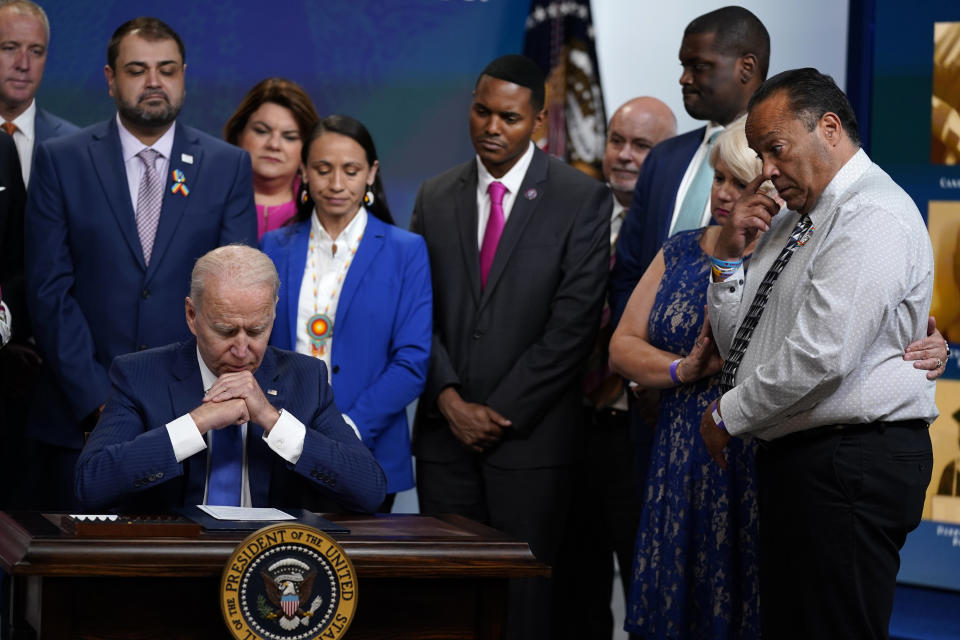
[
  {"left": 38, "top": 0, "right": 530, "bottom": 228},
  {"left": 864, "top": 0, "right": 960, "bottom": 596}
]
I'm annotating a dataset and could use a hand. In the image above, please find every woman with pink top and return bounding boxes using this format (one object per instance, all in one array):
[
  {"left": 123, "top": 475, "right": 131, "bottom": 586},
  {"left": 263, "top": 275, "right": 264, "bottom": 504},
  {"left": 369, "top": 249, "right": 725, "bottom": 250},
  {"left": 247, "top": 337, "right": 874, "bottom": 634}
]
[{"left": 224, "top": 78, "right": 319, "bottom": 239}]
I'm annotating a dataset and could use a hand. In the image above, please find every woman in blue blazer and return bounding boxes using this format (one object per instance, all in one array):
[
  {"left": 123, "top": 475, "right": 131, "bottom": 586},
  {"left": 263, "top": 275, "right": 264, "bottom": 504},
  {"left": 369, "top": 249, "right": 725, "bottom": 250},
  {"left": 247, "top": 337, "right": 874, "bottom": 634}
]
[{"left": 261, "top": 115, "right": 431, "bottom": 511}]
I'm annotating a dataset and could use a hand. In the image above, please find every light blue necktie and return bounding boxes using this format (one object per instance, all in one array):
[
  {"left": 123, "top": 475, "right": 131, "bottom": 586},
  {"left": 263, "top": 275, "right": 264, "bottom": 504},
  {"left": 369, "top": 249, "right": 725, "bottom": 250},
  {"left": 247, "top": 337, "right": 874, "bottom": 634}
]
[
  {"left": 207, "top": 425, "right": 243, "bottom": 506},
  {"left": 671, "top": 129, "right": 722, "bottom": 236}
]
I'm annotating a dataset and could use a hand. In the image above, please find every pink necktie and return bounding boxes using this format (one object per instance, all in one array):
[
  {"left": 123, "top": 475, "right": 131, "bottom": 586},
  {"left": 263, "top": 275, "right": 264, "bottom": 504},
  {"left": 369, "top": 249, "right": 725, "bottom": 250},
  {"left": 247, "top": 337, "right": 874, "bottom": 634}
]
[
  {"left": 480, "top": 181, "right": 507, "bottom": 288},
  {"left": 135, "top": 148, "right": 163, "bottom": 265}
]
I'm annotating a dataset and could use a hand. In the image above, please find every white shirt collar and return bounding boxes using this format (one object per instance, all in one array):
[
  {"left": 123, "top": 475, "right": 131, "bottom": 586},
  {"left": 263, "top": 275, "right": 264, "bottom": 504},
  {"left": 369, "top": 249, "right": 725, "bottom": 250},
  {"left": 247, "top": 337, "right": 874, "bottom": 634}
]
[
  {"left": 196, "top": 346, "right": 218, "bottom": 392},
  {"left": 610, "top": 191, "right": 627, "bottom": 221},
  {"left": 806, "top": 148, "right": 870, "bottom": 224},
  {"left": 476, "top": 140, "right": 535, "bottom": 197},
  {"left": 10, "top": 99, "right": 36, "bottom": 142},
  {"left": 609, "top": 188, "right": 627, "bottom": 248},
  {"left": 117, "top": 113, "right": 176, "bottom": 164},
  {"left": 703, "top": 121, "right": 725, "bottom": 146},
  {"left": 310, "top": 205, "right": 368, "bottom": 249}
]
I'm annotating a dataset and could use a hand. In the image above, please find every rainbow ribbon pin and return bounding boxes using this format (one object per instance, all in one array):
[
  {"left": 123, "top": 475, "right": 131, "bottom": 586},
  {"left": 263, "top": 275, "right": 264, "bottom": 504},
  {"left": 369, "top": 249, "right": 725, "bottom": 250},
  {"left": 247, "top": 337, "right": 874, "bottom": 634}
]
[{"left": 171, "top": 169, "right": 189, "bottom": 196}]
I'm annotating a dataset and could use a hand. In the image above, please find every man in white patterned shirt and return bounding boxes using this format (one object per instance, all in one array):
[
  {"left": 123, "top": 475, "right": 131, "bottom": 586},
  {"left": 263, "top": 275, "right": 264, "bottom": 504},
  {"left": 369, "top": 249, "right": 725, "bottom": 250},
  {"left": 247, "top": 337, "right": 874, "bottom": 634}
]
[{"left": 700, "top": 68, "right": 941, "bottom": 640}]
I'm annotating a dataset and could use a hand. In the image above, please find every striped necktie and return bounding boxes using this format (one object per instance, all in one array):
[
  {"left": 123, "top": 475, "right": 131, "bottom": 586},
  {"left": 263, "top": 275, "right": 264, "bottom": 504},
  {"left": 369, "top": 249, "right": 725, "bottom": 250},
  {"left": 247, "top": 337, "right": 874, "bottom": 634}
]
[
  {"left": 718, "top": 215, "right": 814, "bottom": 393},
  {"left": 135, "top": 148, "right": 163, "bottom": 265}
]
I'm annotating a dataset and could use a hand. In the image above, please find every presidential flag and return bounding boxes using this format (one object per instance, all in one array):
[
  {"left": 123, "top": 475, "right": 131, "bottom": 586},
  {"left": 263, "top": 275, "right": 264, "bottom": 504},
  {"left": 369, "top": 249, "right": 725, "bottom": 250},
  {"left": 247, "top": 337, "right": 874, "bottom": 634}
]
[{"left": 524, "top": 0, "right": 607, "bottom": 179}]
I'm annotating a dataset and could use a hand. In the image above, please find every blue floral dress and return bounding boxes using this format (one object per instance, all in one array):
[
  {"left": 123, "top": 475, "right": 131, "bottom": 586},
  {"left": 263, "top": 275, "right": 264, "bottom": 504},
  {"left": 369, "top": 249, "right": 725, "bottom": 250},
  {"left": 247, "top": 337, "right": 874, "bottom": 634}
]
[{"left": 624, "top": 229, "right": 761, "bottom": 639}]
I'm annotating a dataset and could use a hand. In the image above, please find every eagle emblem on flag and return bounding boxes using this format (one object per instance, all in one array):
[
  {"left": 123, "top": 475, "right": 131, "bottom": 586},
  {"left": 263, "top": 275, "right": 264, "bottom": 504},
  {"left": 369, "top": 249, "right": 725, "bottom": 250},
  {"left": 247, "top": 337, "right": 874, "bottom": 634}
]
[{"left": 259, "top": 558, "right": 323, "bottom": 630}]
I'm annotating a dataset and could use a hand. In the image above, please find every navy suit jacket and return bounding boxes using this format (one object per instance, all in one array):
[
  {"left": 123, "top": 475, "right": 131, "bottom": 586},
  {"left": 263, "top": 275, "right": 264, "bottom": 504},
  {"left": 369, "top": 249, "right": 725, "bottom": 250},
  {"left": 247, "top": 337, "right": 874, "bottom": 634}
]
[
  {"left": 31, "top": 107, "right": 79, "bottom": 183},
  {"left": 261, "top": 214, "right": 432, "bottom": 494},
  {"left": 609, "top": 127, "right": 704, "bottom": 325},
  {"left": 410, "top": 146, "right": 610, "bottom": 468},
  {"left": 0, "top": 109, "right": 74, "bottom": 337},
  {"left": 25, "top": 119, "right": 257, "bottom": 448},
  {"left": 76, "top": 340, "right": 386, "bottom": 513},
  {"left": 34, "top": 107, "right": 79, "bottom": 147}
]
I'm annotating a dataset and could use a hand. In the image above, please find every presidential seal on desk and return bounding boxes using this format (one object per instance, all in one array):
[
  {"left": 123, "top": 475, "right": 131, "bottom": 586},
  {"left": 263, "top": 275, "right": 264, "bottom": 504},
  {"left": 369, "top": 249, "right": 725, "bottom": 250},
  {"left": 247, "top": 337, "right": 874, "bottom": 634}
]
[{"left": 220, "top": 522, "right": 357, "bottom": 639}]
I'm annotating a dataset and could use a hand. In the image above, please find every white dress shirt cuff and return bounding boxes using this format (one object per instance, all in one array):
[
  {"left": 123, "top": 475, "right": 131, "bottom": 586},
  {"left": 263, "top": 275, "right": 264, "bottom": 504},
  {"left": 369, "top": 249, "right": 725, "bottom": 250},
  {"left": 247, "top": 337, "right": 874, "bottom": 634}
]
[
  {"left": 342, "top": 414, "right": 362, "bottom": 440},
  {"left": 718, "top": 389, "right": 749, "bottom": 437},
  {"left": 707, "top": 264, "right": 746, "bottom": 357},
  {"left": 264, "top": 409, "right": 306, "bottom": 464},
  {"left": 165, "top": 414, "right": 207, "bottom": 462}
]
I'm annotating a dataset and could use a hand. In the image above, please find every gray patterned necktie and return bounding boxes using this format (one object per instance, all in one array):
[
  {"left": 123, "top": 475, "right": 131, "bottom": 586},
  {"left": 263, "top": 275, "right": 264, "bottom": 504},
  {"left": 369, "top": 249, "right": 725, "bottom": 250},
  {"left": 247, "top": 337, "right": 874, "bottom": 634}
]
[
  {"left": 718, "top": 215, "right": 814, "bottom": 393},
  {"left": 135, "top": 148, "right": 163, "bottom": 265}
]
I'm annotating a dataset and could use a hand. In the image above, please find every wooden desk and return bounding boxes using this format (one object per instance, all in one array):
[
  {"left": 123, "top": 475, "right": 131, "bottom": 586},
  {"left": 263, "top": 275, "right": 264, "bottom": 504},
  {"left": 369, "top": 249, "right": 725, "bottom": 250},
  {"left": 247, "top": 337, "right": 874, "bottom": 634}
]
[{"left": 0, "top": 512, "right": 547, "bottom": 639}]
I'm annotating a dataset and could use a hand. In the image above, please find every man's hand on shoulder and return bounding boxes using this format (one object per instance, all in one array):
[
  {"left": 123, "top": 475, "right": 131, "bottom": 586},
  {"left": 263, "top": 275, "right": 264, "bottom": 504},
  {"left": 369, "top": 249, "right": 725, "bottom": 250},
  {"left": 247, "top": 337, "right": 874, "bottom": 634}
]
[
  {"left": 190, "top": 397, "right": 249, "bottom": 434},
  {"left": 437, "top": 387, "right": 512, "bottom": 453},
  {"left": 203, "top": 371, "right": 281, "bottom": 431}
]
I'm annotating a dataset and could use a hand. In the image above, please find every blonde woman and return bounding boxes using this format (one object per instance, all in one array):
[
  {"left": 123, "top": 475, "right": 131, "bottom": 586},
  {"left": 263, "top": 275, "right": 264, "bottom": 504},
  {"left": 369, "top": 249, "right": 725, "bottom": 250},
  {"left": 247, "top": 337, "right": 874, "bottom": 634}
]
[{"left": 610, "top": 116, "right": 768, "bottom": 639}]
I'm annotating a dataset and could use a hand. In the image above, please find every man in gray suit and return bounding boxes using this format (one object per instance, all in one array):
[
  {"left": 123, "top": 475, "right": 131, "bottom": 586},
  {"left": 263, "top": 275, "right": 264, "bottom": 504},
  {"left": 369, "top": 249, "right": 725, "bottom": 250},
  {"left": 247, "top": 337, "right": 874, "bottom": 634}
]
[{"left": 410, "top": 55, "right": 610, "bottom": 640}]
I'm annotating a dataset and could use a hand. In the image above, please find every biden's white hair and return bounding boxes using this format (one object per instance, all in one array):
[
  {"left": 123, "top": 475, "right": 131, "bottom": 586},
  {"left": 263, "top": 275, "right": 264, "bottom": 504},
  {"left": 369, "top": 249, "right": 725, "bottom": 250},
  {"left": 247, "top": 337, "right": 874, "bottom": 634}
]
[{"left": 189, "top": 244, "right": 279, "bottom": 309}]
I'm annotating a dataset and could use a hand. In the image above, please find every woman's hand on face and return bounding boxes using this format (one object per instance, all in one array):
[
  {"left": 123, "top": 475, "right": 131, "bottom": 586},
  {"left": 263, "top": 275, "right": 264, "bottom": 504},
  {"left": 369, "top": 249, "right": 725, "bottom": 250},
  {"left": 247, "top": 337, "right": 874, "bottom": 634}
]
[{"left": 678, "top": 309, "right": 723, "bottom": 383}]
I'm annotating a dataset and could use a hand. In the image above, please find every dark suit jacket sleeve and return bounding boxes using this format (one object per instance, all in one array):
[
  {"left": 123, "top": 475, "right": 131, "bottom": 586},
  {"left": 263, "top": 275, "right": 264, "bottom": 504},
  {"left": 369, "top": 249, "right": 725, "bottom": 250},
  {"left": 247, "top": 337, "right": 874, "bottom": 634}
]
[
  {"left": 610, "top": 129, "right": 704, "bottom": 327},
  {"left": 486, "top": 181, "right": 611, "bottom": 433},
  {"left": 25, "top": 142, "right": 110, "bottom": 419},
  {"left": 410, "top": 186, "right": 461, "bottom": 402},
  {"left": 0, "top": 133, "right": 26, "bottom": 337},
  {"left": 340, "top": 236, "right": 432, "bottom": 442},
  {"left": 75, "top": 355, "right": 184, "bottom": 511},
  {"left": 609, "top": 150, "right": 660, "bottom": 327},
  {"left": 218, "top": 148, "right": 257, "bottom": 246},
  {"left": 292, "top": 362, "right": 388, "bottom": 513}
]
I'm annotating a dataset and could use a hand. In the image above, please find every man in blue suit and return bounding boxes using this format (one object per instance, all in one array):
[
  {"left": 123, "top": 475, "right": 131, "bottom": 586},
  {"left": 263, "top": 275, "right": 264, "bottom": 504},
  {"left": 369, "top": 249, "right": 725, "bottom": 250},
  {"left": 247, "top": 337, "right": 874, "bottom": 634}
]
[
  {"left": 0, "top": 0, "right": 79, "bottom": 187},
  {"left": 609, "top": 6, "right": 769, "bottom": 323},
  {"left": 76, "top": 245, "right": 386, "bottom": 513},
  {"left": 24, "top": 17, "right": 256, "bottom": 509},
  {"left": 0, "top": 0, "right": 79, "bottom": 509}
]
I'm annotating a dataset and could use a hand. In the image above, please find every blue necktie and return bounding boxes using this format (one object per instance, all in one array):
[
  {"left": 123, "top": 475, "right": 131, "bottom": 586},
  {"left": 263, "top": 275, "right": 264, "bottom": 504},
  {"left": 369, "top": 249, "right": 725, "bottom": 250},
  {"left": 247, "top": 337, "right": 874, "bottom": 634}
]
[
  {"left": 207, "top": 425, "right": 243, "bottom": 506},
  {"left": 671, "top": 129, "right": 722, "bottom": 236}
]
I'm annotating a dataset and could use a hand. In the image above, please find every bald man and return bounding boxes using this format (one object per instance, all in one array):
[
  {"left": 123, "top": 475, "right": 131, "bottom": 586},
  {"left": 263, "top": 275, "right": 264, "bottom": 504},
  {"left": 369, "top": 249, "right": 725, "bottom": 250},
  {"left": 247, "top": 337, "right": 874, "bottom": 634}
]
[{"left": 553, "top": 97, "right": 676, "bottom": 640}]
